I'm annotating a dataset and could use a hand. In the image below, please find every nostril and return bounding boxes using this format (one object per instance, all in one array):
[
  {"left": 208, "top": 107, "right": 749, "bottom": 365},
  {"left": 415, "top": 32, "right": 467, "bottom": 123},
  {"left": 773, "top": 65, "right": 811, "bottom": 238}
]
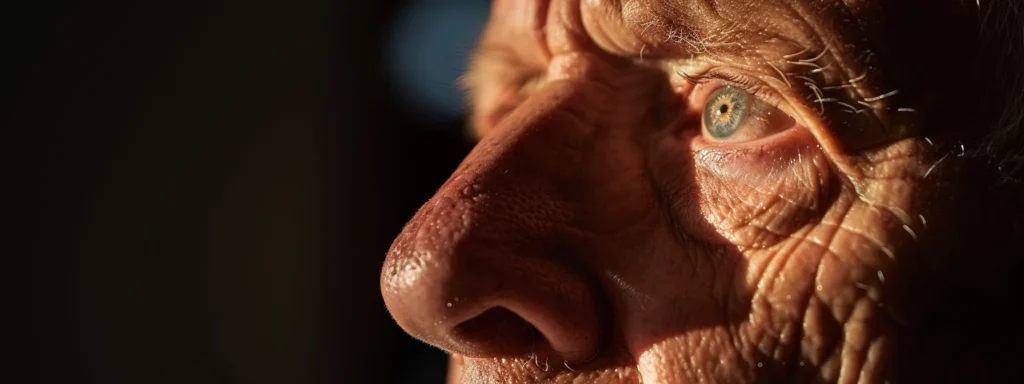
[
  {"left": 382, "top": 244, "right": 606, "bottom": 363},
  {"left": 451, "top": 307, "right": 541, "bottom": 357},
  {"left": 443, "top": 297, "right": 603, "bottom": 363},
  {"left": 382, "top": 254, "right": 606, "bottom": 363},
  {"left": 380, "top": 170, "right": 607, "bottom": 364}
]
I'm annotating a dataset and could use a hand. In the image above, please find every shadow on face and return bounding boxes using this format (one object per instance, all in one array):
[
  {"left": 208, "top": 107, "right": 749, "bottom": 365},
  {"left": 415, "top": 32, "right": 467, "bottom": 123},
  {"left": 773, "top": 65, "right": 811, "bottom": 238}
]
[{"left": 380, "top": 0, "right": 1024, "bottom": 382}]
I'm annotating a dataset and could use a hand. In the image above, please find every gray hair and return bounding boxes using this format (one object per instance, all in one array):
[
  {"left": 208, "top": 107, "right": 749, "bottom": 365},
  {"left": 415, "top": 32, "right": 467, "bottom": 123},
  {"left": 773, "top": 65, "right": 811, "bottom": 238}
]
[{"left": 975, "top": 1, "right": 1024, "bottom": 181}]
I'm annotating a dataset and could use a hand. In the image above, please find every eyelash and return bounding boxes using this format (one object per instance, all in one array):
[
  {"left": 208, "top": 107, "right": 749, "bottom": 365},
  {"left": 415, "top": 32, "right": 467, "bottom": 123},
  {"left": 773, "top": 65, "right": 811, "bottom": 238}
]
[{"left": 677, "top": 69, "right": 786, "bottom": 111}]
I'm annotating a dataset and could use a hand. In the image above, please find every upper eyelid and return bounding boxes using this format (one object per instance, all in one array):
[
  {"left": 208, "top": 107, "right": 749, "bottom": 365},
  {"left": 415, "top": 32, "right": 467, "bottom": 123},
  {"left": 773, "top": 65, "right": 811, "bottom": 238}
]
[{"left": 678, "top": 69, "right": 788, "bottom": 112}]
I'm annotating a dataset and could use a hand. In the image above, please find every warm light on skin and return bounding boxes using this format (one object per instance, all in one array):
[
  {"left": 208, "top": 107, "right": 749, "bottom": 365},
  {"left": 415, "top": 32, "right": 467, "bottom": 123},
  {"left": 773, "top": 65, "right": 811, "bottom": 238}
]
[{"left": 382, "top": 0, "right": 1022, "bottom": 382}]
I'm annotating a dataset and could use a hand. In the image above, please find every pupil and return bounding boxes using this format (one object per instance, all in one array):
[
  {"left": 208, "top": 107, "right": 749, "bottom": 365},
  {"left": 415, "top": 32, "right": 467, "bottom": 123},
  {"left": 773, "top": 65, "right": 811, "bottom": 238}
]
[{"left": 719, "top": 104, "right": 729, "bottom": 114}]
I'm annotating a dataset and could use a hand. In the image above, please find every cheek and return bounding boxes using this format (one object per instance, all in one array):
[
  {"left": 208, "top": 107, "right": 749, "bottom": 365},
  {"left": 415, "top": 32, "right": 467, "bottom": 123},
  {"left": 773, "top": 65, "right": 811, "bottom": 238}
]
[{"left": 650, "top": 127, "right": 835, "bottom": 247}]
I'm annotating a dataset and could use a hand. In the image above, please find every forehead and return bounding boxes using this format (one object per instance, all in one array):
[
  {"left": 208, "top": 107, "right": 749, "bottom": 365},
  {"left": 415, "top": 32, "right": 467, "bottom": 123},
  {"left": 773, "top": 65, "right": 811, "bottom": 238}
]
[
  {"left": 484, "top": 0, "right": 965, "bottom": 57},
  {"left": 618, "top": 0, "right": 823, "bottom": 54},
  {"left": 482, "top": 0, "right": 863, "bottom": 64}
]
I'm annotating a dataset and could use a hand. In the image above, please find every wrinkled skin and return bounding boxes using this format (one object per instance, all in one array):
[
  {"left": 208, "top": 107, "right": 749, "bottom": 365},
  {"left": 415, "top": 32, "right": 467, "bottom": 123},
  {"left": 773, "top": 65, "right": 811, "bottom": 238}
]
[{"left": 381, "top": 0, "right": 1023, "bottom": 382}]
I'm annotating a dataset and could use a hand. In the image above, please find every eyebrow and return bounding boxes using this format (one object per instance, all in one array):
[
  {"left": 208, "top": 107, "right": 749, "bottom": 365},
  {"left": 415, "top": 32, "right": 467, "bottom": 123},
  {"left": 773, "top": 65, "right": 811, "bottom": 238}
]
[
  {"left": 635, "top": 0, "right": 890, "bottom": 106},
  {"left": 630, "top": 0, "right": 827, "bottom": 59}
]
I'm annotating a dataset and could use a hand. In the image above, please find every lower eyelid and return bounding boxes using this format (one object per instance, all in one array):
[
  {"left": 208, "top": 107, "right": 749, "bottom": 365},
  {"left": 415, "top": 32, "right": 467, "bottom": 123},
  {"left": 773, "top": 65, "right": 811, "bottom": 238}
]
[{"left": 690, "top": 124, "right": 817, "bottom": 167}]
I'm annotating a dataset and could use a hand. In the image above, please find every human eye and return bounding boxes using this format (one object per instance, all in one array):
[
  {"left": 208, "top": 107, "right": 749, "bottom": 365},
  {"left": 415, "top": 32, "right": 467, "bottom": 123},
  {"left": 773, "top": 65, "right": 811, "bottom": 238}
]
[{"left": 678, "top": 70, "right": 798, "bottom": 145}]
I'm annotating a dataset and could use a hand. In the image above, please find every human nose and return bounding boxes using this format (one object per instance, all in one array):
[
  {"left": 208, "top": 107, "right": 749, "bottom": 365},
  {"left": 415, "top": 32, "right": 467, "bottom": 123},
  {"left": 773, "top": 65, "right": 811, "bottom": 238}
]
[{"left": 380, "top": 81, "right": 606, "bottom": 363}]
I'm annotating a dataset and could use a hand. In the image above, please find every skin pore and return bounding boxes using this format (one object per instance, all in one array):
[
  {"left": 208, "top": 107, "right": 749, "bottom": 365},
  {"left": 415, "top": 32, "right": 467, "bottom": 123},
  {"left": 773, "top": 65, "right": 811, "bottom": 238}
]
[{"left": 381, "top": 0, "right": 1023, "bottom": 382}]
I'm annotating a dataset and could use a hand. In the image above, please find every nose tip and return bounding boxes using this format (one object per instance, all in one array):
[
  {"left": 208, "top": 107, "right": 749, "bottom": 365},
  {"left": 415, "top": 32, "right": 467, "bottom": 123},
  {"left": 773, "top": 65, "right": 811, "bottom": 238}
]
[
  {"left": 381, "top": 79, "right": 615, "bottom": 363},
  {"left": 380, "top": 195, "right": 604, "bottom": 362}
]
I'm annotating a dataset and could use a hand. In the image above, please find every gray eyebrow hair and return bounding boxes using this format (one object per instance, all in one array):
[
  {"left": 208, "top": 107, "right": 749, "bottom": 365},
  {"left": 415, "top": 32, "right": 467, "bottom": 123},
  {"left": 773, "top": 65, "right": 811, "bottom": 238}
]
[
  {"left": 662, "top": 25, "right": 710, "bottom": 53},
  {"left": 639, "top": 19, "right": 714, "bottom": 54},
  {"left": 635, "top": 0, "right": 803, "bottom": 57}
]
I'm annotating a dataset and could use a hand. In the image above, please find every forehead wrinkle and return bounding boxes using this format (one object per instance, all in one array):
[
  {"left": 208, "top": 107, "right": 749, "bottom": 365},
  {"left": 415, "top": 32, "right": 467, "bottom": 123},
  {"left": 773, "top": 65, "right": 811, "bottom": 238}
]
[{"left": 626, "top": 0, "right": 821, "bottom": 59}]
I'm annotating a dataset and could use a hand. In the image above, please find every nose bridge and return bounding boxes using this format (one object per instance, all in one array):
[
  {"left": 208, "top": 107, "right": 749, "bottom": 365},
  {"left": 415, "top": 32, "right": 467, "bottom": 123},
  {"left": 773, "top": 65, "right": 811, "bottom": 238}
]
[
  {"left": 381, "top": 80, "right": 609, "bottom": 361},
  {"left": 400, "top": 78, "right": 612, "bottom": 263},
  {"left": 401, "top": 79, "right": 603, "bottom": 260}
]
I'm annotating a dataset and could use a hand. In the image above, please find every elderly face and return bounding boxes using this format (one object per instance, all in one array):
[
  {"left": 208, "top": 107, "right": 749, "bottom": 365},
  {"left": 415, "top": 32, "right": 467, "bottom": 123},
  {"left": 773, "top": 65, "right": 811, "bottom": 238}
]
[{"left": 381, "top": 0, "right": 1018, "bottom": 382}]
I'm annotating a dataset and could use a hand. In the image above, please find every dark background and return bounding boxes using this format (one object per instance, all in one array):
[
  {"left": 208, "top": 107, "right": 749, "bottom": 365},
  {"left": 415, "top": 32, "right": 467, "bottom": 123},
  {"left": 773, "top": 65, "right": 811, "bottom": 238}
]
[{"left": 11, "top": 0, "right": 484, "bottom": 382}]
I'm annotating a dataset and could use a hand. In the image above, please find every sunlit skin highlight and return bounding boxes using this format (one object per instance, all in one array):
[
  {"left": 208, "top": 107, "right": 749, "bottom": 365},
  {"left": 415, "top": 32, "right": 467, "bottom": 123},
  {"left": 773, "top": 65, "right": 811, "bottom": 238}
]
[{"left": 381, "top": 0, "right": 1022, "bottom": 382}]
